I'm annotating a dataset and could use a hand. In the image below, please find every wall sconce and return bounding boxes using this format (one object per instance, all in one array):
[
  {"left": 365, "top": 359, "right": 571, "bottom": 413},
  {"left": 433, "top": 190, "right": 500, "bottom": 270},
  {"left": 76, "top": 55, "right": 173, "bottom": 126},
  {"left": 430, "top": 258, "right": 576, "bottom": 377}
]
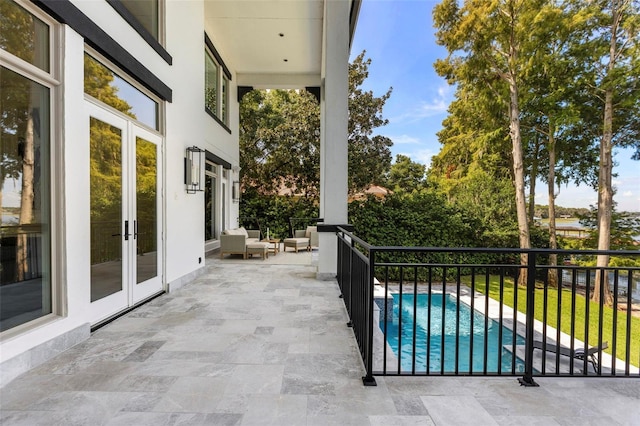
[
  {"left": 185, "top": 146, "right": 204, "bottom": 194},
  {"left": 232, "top": 181, "right": 240, "bottom": 203}
]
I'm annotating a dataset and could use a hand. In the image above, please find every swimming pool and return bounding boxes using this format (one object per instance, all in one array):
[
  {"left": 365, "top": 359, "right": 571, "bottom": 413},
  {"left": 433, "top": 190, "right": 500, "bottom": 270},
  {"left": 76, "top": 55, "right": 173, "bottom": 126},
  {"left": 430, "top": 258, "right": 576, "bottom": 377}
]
[{"left": 380, "top": 293, "right": 526, "bottom": 373}]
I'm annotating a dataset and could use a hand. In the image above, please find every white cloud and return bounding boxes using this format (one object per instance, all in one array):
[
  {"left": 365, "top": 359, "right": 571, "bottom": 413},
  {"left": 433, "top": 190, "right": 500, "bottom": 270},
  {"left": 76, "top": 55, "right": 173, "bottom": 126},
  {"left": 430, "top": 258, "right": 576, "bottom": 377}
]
[
  {"left": 390, "top": 134, "right": 421, "bottom": 145},
  {"left": 392, "top": 84, "right": 452, "bottom": 123},
  {"left": 398, "top": 149, "right": 435, "bottom": 169},
  {"left": 622, "top": 191, "right": 633, "bottom": 197}
]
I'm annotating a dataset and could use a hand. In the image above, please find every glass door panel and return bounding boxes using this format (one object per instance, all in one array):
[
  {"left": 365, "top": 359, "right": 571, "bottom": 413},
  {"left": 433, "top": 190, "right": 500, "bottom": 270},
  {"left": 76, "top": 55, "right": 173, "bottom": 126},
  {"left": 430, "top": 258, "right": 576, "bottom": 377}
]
[
  {"left": 90, "top": 117, "right": 124, "bottom": 302},
  {"left": 87, "top": 100, "right": 162, "bottom": 323},
  {"left": 135, "top": 136, "right": 157, "bottom": 284},
  {"left": 130, "top": 125, "right": 162, "bottom": 303}
]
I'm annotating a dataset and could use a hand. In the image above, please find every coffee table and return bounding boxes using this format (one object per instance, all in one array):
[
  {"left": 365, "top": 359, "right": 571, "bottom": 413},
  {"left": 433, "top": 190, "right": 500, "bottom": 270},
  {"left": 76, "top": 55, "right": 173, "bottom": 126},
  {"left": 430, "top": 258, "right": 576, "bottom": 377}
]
[{"left": 261, "top": 238, "right": 281, "bottom": 255}]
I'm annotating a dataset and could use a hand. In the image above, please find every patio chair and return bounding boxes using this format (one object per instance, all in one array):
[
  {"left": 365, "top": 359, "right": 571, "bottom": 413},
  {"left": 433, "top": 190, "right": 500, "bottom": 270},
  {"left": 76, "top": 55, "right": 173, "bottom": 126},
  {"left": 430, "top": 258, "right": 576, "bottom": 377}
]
[
  {"left": 283, "top": 230, "right": 310, "bottom": 252},
  {"left": 532, "top": 340, "right": 608, "bottom": 372}
]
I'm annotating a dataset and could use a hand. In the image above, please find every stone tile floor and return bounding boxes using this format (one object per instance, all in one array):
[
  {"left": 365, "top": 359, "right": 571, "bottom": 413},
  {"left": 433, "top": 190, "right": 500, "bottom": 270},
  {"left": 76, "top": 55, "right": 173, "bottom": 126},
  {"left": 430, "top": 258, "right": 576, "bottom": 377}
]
[{"left": 1, "top": 259, "right": 639, "bottom": 425}]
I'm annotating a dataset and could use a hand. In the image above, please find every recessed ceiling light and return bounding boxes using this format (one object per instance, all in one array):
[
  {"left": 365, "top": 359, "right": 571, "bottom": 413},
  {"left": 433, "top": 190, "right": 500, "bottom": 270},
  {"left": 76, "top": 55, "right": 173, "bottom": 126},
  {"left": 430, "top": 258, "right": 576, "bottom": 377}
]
[
  {"left": 283, "top": 59, "right": 288, "bottom": 62},
  {"left": 279, "top": 33, "right": 284, "bottom": 37}
]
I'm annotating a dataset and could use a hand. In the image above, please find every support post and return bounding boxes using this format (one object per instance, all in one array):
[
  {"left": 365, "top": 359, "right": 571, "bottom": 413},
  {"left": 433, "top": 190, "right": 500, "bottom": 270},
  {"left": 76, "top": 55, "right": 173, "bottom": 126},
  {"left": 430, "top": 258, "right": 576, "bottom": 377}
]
[
  {"left": 362, "top": 248, "right": 377, "bottom": 386},
  {"left": 519, "top": 250, "right": 540, "bottom": 387}
]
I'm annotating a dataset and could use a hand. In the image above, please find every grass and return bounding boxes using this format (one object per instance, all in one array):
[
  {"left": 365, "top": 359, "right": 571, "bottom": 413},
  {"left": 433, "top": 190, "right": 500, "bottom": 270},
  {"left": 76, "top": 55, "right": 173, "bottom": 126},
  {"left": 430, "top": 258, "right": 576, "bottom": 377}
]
[{"left": 462, "top": 274, "right": 640, "bottom": 368}]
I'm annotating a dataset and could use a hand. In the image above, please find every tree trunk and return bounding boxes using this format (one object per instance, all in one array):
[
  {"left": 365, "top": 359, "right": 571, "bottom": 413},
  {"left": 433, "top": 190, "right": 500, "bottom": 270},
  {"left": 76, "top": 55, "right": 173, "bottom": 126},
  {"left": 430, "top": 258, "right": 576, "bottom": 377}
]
[
  {"left": 593, "top": 3, "right": 621, "bottom": 306},
  {"left": 509, "top": 80, "right": 531, "bottom": 287},
  {"left": 16, "top": 111, "right": 35, "bottom": 281},
  {"left": 547, "top": 123, "right": 558, "bottom": 288},
  {"left": 594, "top": 88, "right": 614, "bottom": 305},
  {"left": 528, "top": 135, "right": 540, "bottom": 225}
]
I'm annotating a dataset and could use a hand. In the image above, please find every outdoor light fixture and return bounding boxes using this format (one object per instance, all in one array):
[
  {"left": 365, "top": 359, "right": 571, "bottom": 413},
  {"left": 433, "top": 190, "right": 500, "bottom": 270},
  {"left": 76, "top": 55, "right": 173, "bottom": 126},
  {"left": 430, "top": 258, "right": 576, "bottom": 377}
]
[{"left": 185, "top": 146, "right": 204, "bottom": 194}]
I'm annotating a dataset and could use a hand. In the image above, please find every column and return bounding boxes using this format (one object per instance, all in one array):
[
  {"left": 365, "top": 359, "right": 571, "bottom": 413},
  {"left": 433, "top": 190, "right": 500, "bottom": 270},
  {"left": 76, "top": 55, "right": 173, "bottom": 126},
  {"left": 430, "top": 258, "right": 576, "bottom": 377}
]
[{"left": 318, "top": 0, "right": 349, "bottom": 280}]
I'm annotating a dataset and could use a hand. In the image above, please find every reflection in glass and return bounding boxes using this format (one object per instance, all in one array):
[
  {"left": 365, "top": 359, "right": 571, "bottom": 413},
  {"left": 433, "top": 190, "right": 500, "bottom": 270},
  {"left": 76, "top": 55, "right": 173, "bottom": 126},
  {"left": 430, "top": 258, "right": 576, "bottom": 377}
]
[
  {"left": 222, "top": 75, "right": 228, "bottom": 124},
  {"left": 136, "top": 137, "right": 157, "bottom": 284},
  {"left": 120, "top": 0, "right": 159, "bottom": 40},
  {"left": 90, "top": 117, "right": 123, "bottom": 302},
  {"left": 0, "top": 0, "right": 50, "bottom": 72},
  {"left": 84, "top": 53, "right": 158, "bottom": 130},
  {"left": 205, "top": 162, "right": 216, "bottom": 241},
  {"left": 0, "top": 66, "right": 51, "bottom": 331},
  {"left": 205, "top": 50, "right": 218, "bottom": 115}
]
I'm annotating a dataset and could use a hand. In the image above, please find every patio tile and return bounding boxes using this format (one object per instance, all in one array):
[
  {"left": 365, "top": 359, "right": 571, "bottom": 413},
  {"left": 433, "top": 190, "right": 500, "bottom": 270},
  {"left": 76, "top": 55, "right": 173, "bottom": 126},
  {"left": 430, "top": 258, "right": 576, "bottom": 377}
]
[
  {"left": 105, "top": 412, "right": 211, "bottom": 426},
  {"left": 493, "top": 416, "right": 561, "bottom": 425},
  {"left": 390, "top": 394, "right": 430, "bottom": 415},
  {"left": 369, "top": 415, "right": 436, "bottom": 426},
  {"left": 152, "top": 376, "right": 228, "bottom": 413},
  {"left": 223, "top": 364, "right": 285, "bottom": 395},
  {"left": 240, "top": 394, "right": 307, "bottom": 425},
  {"left": 2, "top": 260, "right": 639, "bottom": 426},
  {"left": 421, "top": 395, "right": 499, "bottom": 425}
]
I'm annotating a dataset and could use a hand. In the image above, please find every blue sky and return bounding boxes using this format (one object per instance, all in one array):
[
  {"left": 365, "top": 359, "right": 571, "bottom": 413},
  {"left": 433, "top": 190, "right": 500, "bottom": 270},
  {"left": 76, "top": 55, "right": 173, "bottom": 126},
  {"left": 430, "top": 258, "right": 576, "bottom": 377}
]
[{"left": 350, "top": 0, "right": 640, "bottom": 212}]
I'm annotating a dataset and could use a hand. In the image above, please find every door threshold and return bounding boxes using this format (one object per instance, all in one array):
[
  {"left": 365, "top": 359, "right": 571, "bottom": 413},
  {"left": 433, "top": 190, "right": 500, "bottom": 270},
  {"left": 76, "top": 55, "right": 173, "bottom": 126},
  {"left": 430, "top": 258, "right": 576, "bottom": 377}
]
[{"left": 91, "top": 291, "right": 165, "bottom": 332}]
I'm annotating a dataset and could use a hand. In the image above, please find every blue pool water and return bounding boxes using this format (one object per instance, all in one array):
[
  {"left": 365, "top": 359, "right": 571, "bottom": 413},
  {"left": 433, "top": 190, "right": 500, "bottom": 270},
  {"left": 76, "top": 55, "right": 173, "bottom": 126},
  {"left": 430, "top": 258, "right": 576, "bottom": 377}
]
[{"left": 381, "top": 293, "right": 526, "bottom": 373}]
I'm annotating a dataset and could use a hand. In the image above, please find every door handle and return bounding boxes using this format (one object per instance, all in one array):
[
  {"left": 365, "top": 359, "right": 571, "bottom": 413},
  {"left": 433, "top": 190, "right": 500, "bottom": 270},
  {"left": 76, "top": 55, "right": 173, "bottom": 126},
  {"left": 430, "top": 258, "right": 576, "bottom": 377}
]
[
  {"left": 124, "top": 220, "right": 132, "bottom": 241},
  {"left": 134, "top": 220, "right": 138, "bottom": 240}
]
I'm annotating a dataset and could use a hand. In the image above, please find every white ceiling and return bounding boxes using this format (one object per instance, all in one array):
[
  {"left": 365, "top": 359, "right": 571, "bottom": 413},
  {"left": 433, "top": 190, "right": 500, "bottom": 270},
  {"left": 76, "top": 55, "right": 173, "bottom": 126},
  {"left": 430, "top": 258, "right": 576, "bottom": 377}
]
[{"left": 204, "top": 0, "right": 325, "bottom": 88}]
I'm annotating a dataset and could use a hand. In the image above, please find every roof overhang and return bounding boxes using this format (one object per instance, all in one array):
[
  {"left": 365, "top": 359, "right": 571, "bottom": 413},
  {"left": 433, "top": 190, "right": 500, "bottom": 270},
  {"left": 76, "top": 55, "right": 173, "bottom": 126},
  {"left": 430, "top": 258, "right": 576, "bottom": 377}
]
[{"left": 203, "top": 0, "right": 361, "bottom": 90}]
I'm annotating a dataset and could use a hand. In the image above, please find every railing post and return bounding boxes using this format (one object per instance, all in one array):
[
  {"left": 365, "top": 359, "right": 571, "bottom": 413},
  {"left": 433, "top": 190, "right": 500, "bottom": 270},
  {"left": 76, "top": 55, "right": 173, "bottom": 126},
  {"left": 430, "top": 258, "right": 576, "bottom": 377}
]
[
  {"left": 519, "top": 250, "right": 539, "bottom": 387},
  {"left": 346, "top": 234, "right": 354, "bottom": 327},
  {"left": 362, "top": 248, "right": 377, "bottom": 386}
]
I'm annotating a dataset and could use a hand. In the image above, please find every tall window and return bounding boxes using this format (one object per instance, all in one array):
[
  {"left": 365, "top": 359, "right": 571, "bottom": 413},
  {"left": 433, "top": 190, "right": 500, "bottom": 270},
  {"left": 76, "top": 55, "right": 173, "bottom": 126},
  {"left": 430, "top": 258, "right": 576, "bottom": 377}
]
[
  {"left": 1, "top": 0, "right": 57, "bottom": 332},
  {"left": 205, "top": 50, "right": 218, "bottom": 118},
  {"left": 204, "top": 35, "right": 230, "bottom": 128},
  {"left": 120, "top": 0, "right": 158, "bottom": 39}
]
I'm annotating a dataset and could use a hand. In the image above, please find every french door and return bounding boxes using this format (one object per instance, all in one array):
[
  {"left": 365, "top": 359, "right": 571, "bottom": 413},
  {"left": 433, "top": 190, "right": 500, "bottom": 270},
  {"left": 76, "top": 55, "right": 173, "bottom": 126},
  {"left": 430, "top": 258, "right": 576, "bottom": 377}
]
[{"left": 86, "top": 100, "right": 162, "bottom": 324}]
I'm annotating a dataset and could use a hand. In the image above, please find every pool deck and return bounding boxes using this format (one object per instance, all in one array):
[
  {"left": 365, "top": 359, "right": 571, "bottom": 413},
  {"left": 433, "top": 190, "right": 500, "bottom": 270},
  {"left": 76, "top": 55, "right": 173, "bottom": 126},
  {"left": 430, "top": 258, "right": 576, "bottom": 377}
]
[{"left": 1, "top": 254, "right": 639, "bottom": 425}]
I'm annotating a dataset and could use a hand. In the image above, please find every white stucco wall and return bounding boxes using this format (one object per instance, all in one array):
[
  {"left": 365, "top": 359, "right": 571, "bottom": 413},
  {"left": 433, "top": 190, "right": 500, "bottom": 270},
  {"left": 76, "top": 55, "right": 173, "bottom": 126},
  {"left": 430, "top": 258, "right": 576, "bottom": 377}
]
[{"left": 1, "top": 0, "right": 240, "bottom": 375}]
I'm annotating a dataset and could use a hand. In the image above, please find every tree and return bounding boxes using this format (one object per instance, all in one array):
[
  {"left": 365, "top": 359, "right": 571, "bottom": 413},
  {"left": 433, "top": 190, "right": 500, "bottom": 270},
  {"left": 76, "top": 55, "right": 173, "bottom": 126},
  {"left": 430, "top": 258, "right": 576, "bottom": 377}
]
[
  {"left": 1, "top": 1, "right": 50, "bottom": 280},
  {"left": 567, "top": 0, "right": 640, "bottom": 304},
  {"left": 518, "top": 2, "right": 592, "bottom": 287},
  {"left": 348, "top": 52, "right": 393, "bottom": 193},
  {"left": 434, "top": 0, "right": 550, "bottom": 285},
  {"left": 239, "top": 89, "right": 320, "bottom": 198},
  {"left": 579, "top": 204, "right": 640, "bottom": 252},
  {"left": 387, "top": 154, "right": 426, "bottom": 193},
  {"left": 239, "top": 51, "right": 394, "bottom": 204}
]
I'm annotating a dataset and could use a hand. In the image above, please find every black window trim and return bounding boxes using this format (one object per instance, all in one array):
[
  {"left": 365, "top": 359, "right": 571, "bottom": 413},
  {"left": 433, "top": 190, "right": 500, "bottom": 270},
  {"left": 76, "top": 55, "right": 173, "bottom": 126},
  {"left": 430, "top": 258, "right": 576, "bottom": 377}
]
[
  {"left": 204, "top": 33, "right": 231, "bottom": 81},
  {"left": 205, "top": 150, "right": 232, "bottom": 170},
  {"left": 204, "top": 33, "right": 231, "bottom": 132},
  {"left": 205, "top": 107, "right": 232, "bottom": 134},
  {"left": 33, "top": 0, "right": 172, "bottom": 102},
  {"left": 106, "top": 0, "right": 172, "bottom": 65}
]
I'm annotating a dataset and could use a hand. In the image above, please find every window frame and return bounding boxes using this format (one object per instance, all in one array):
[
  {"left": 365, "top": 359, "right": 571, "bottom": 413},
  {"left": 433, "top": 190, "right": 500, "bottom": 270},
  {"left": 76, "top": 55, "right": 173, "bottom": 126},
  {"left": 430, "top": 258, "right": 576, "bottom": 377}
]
[
  {"left": 0, "top": 0, "right": 64, "bottom": 337},
  {"left": 204, "top": 33, "right": 231, "bottom": 133},
  {"left": 106, "top": 0, "right": 172, "bottom": 65},
  {"left": 83, "top": 47, "right": 164, "bottom": 134}
]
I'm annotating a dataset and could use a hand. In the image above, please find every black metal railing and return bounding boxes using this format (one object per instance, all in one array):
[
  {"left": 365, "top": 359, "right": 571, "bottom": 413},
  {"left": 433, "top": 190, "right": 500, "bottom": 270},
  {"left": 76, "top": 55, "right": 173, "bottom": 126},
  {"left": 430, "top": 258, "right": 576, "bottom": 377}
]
[{"left": 336, "top": 227, "right": 640, "bottom": 386}]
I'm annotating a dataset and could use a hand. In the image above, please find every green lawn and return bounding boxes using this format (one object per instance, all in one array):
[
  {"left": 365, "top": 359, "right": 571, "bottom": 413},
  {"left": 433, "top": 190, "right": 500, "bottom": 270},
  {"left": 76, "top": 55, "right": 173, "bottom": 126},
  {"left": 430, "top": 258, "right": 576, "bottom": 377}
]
[{"left": 462, "top": 274, "right": 640, "bottom": 368}]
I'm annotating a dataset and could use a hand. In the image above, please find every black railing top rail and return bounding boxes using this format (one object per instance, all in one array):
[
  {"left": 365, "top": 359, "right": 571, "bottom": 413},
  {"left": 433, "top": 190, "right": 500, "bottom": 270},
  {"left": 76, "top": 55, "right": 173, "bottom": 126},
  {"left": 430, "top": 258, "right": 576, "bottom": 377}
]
[
  {"left": 373, "top": 262, "right": 639, "bottom": 271},
  {"left": 337, "top": 226, "right": 373, "bottom": 250},
  {"left": 336, "top": 226, "right": 640, "bottom": 258}
]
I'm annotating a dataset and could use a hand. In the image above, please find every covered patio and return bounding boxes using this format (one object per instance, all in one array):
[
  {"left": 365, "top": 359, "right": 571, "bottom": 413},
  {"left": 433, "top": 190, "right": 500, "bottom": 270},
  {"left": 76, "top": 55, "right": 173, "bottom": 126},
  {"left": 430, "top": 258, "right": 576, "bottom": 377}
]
[{"left": 1, "top": 258, "right": 638, "bottom": 425}]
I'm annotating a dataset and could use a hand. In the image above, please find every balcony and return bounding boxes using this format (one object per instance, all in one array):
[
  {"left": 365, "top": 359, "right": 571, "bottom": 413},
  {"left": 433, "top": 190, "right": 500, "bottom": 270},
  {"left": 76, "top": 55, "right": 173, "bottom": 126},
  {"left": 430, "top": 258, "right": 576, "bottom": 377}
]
[{"left": 1, "top": 246, "right": 639, "bottom": 424}]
